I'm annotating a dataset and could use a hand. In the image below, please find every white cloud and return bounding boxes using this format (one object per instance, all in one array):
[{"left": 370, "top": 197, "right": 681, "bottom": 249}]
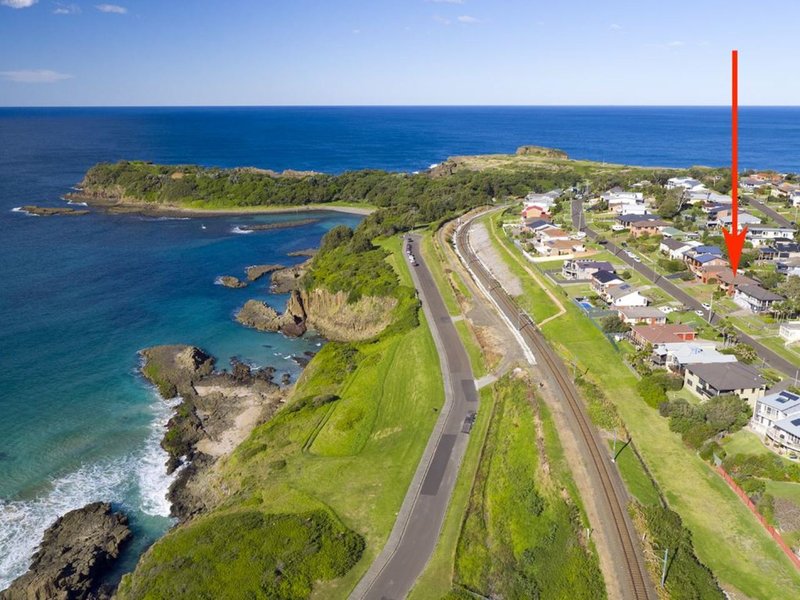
[
  {"left": 0, "top": 69, "right": 73, "bottom": 83},
  {"left": 667, "top": 40, "right": 684, "bottom": 47},
  {"left": 1, "top": 0, "right": 38, "bottom": 8},
  {"left": 433, "top": 15, "right": 451, "bottom": 25},
  {"left": 457, "top": 15, "right": 479, "bottom": 24},
  {"left": 53, "top": 2, "right": 80, "bottom": 14},
  {"left": 610, "top": 23, "right": 622, "bottom": 30},
  {"left": 95, "top": 3, "right": 126, "bottom": 13}
]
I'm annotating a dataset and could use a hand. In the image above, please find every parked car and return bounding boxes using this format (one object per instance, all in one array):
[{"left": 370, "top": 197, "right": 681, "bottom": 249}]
[
  {"left": 701, "top": 302, "right": 711, "bottom": 311},
  {"left": 462, "top": 411, "right": 477, "bottom": 433},
  {"left": 695, "top": 309, "right": 705, "bottom": 317}
]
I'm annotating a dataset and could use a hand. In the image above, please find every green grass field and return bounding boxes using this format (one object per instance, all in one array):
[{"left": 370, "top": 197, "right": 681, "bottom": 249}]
[
  {"left": 489, "top": 219, "right": 800, "bottom": 599},
  {"left": 609, "top": 441, "right": 662, "bottom": 507},
  {"left": 451, "top": 375, "right": 604, "bottom": 599},
  {"left": 118, "top": 238, "right": 446, "bottom": 600}
]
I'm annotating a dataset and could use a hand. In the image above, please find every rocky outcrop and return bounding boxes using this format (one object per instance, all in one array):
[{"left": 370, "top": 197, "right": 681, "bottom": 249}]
[
  {"left": 286, "top": 249, "right": 316, "bottom": 258},
  {"left": 0, "top": 502, "right": 131, "bottom": 600},
  {"left": 245, "top": 264, "right": 283, "bottom": 281},
  {"left": 236, "top": 218, "right": 319, "bottom": 232},
  {"left": 235, "top": 290, "right": 307, "bottom": 337},
  {"left": 269, "top": 260, "right": 311, "bottom": 293},
  {"left": 217, "top": 276, "right": 247, "bottom": 288},
  {"left": 515, "top": 145, "right": 568, "bottom": 158},
  {"left": 18, "top": 205, "right": 89, "bottom": 217},
  {"left": 140, "top": 345, "right": 286, "bottom": 519}
]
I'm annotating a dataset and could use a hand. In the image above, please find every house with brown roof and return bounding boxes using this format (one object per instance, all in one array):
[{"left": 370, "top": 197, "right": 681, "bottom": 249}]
[
  {"left": 715, "top": 271, "right": 758, "bottom": 296},
  {"left": 617, "top": 306, "right": 667, "bottom": 325},
  {"left": 630, "top": 324, "right": 696, "bottom": 347},
  {"left": 630, "top": 219, "right": 668, "bottom": 238}
]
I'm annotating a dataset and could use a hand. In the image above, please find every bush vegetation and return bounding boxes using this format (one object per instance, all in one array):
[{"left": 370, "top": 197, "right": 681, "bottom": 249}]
[{"left": 659, "top": 395, "right": 751, "bottom": 449}]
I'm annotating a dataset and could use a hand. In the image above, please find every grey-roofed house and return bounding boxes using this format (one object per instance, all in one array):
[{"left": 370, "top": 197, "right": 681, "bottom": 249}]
[
  {"left": 683, "top": 362, "right": 767, "bottom": 406},
  {"left": 653, "top": 341, "right": 736, "bottom": 373},
  {"left": 606, "top": 284, "right": 649, "bottom": 307},
  {"left": 617, "top": 306, "right": 666, "bottom": 325},
  {"left": 562, "top": 259, "right": 614, "bottom": 280},
  {"left": 753, "top": 391, "right": 800, "bottom": 456},
  {"left": 733, "top": 284, "right": 784, "bottom": 313}
]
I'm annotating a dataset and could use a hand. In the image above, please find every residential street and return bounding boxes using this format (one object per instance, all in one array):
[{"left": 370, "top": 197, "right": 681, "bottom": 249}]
[
  {"left": 748, "top": 196, "right": 794, "bottom": 227},
  {"left": 351, "top": 234, "right": 476, "bottom": 600},
  {"left": 571, "top": 198, "right": 798, "bottom": 377}
]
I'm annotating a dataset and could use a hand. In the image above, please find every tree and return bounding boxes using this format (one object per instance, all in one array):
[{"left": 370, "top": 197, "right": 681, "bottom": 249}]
[
  {"left": 777, "top": 275, "right": 800, "bottom": 316},
  {"left": 601, "top": 315, "right": 630, "bottom": 334},
  {"left": 720, "top": 343, "right": 758, "bottom": 364},
  {"left": 657, "top": 195, "right": 681, "bottom": 219}
]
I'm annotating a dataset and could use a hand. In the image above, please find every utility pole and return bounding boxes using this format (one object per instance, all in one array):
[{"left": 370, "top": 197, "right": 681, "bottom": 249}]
[
  {"left": 661, "top": 547, "right": 669, "bottom": 588},
  {"left": 611, "top": 429, "right": 618, "bottom": 463}
]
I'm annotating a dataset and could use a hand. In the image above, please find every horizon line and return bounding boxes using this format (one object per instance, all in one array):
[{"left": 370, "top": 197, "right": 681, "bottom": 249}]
[{"left": 2, "top": 103, "right": 800, "bottom": 109}]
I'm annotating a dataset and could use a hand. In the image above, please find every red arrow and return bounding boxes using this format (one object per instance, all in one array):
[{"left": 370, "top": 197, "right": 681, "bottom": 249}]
[{"left": 722, "top": 49, "right": 747, "bottom": 275}]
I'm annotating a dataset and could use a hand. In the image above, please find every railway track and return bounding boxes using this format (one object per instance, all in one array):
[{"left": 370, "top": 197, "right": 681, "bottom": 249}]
[{"left": 454, "top": 212, "right": 655, "bottom": 600}]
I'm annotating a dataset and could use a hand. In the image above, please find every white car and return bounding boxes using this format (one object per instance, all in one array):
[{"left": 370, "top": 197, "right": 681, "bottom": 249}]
[
  {"left": 660, "top": 306, "right": 676, "bottom": 314},
  {"left": 701, "top": 302, "right": 712, "bottom": 311},
  {"left": 695, "top": 309, "right": 705, "bottom": 316}
]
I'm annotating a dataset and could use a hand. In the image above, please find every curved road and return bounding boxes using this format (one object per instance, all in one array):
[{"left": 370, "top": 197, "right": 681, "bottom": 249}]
[
  {"left": 572, "top": 198, "right": 798, "bottom": 377},
  {"left": 351, "top": 234, "right": 477, "bottom": 600}
]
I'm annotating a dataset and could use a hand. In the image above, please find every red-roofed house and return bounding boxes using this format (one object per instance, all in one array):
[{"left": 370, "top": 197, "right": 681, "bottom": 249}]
[{"left": 630, "top": 324, "right": 697, "bottom": 347}]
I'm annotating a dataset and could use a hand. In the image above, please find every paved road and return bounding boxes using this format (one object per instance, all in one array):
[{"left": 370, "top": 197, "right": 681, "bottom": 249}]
[
  {"left": 571, "top": 199, "right": 798, "bottom": 377},
  {"left": 351, "top": 234, "right": 477, "bottom": 600},
  {"left": 748, "top": 196, "right": 794, "bottom": 227}
]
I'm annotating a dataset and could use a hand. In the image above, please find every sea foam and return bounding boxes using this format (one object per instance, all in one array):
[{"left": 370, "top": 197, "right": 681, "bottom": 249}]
[
  {"left": 231, "top": 226, "right": 254, "bottom": 234},
  {"left": 0, "top": 398, "right": 177, "bottom": 589}
]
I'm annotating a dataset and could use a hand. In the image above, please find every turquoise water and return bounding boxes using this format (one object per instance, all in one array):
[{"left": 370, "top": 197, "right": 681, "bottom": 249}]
[
  {"left": 0, "top": 210, "right": 360, "bottom": 586},
  {"left": 3, "top": 105, "right": 800, "bottom": 587}
]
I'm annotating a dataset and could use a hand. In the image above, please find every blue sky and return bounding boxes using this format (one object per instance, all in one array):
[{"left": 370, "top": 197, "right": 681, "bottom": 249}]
[{"left": 1, "top": 0, "right": 799, "bottom": 106}]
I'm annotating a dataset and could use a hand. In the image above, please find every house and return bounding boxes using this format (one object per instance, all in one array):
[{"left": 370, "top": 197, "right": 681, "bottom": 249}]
[
  {"left": 562, "top": 259, "right": 614, "bottom": 280},
  {"left": 733, "top": 284, "right": 784, "bottom": 313},
  {"left": 536, "top": 226, "right": 570, "bottom": 243},
  {"left": 660, "top": 227, "right": 685, "bottom": 239},
  {"left": 620, "top": 204, "right": 651, "bottom": 216},
  {"left": 740, "top": 177, "right": 768, "bottom": 192},
  {"left": 746, "top": 226, "right": 797, "bottom": 247},
  {"left": 779, "top": 321, "right": 800, "bottom": 344},
  {"left": 590, "top": 270, "right": 625, "bottom": 296},
  {"left": 541, "top": 239, "right": 585, "bottom": 257},
  {"left": 714, "top": 271, "right": 758, "bottom": 296},
  {"left": 752, "top": 391, "right": 800, "bottom": 456},
  {"left": 523, "top": 218, "right": 551, "bottom": 232},
  {"left": 522, "top": 204, "right": 551, "bottom": 220},
  {"left": 616, "top": 213, "right": 661, "bottom": 227},
  {"left": 683, "top": 362, "right": 767, "bottom": 405},
  {"left": 792, "top": 191, "right": 800, "bottom": 208},
  {"left": 653, "top": 341, "right": 737, "bottom": 373},
  {"left": 601, "top": 188, "right": 644, "bottom": 213},
  {"left": 660, "top": 238, "right": 700, "bottom": 260},
  {"left": 666, "top": 177, "right": 703, "bottom": 190},
  {"left": 630, "top": 219, "right": 668, "bottom": 237},
  {"left": 697, "top": 264, "right": 729, "bottom": 284},
  {"left": 752, "top": 390, "right": 800, "bottom": 435},
  {"left": 772, "top": 239, "right": 800, "bottom": 258},
  {"left": 617, "top": 306, "right": 667, "bottom": 325},
  {"left": 777, "top": 258, "right": 800, "bottom": 277},
  {"left": 684, "top": 245, "right": 727, "bottom": 275},
  {"left": 631, "top": 324, "right": 696, "bottom": 347},
  {"left": 606, "top": 284, "right": 649, "bottom": 307},
  {"left": 717, "top": 212, "right": 761, "bottom": 229}
]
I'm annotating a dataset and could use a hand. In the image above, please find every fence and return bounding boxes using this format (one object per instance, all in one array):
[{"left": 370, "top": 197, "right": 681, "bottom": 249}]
[{"left": 716, "top": 466, "right": 800, "bottom": 570}]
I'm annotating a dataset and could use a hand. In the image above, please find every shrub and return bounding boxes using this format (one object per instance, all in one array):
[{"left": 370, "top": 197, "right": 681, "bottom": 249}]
[{"left": 637, "top": 376, "right": 668, "bottom": 409}]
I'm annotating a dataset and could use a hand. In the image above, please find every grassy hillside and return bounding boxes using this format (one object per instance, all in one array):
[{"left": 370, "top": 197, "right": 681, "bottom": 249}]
[{"left": 117, "top": 238, "right": 444, "bottom": 599}]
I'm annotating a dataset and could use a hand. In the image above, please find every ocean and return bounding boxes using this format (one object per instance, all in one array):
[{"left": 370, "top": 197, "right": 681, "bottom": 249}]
[{"left": 1, "top": 105, "right": 799, "bottom": 587}]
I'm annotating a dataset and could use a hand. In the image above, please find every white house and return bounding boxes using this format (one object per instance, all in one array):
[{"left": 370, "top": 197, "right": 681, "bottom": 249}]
[
  {"left": 747, "top": 226, "right": 797, "bottom": 247},
  {"left": 717, "top": 212, "right": 762, "bottom": 229},
  {"left": 752, "top": 391, "right": 800, "bottom": 457},
  {"left": 733, "top": 284, "right": 784, "bottom": 313},
  {"left": 792, "top": 191, "right": 800, "bottom": 208},
  {"left": 654, "top": 341, "right": 737, "bottom": 373},
  {"left": 606, "top": 284, "right": 649, "bottom": 307},
  {"left": 666, "top": 177, "right": 704, "bottom": 191},
  {"left": 779, "top": 321, "right": 800, "bottom": 344},
  {"left": 601, "top": 188, "right": 645, "bottom": 213}
]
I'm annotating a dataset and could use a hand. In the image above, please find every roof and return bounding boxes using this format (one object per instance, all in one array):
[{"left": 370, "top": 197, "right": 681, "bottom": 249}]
[
  {"left": 540, "top": 227, "right": 568, "bottom": 238},
  {"left": 592, "top": 270, "right": 623, "bottom": 284},
  {"left": 547, "top": 239, "right": 579, "bottom": 250},
  {"left": 607, "top": 285, "right": 643, "bottom": 300},
  {"left": 660, "top": 227, "right": 685, "bottom": 237},
  {"left": 693, "top": 245, "right": 723, "bottom": 255},
  {"left": 664, "top": 345, "right": 737, "bottom": 366},
  {"left": 774, "top": 416, "right": 800, "bottom": 439},
  {"left": 685, "top": 362, "right": 767, "bottom": 391},
  {"left": 749, "top": 226, "right": 796, "bottom": 234},
  {"left": 661, "top": 238, "right": 688, "bottom": 251},
  {"left": 759, "top": 390, "right": 800, "bottom": 414},
  {"left": 716, "top": 271, "right": 757, "bottom": 287},
  {"left": 737, "top": 284, "right": 784, "bottom": 302},
  {"left": 524, "top": 218, "right": 551, "bottom": 230},
  {"left": 617, "top": 307, "right": 666, "bottom": 319},
  {"left": 572, "top": 260, "right": 614, "bottom": 271},
  {"left": 780, "top": 321, "right": 800, "bottom": 331},
  {"left": 631, "top": 219, "right": 668, "bottom": 229},
  {"left": 633, "top": 324, "right": 695, "bottom": 344},
  {"left": 694, "top": 253, "right": 727, "bottom": 264},
  {"left": 617, "top": 214, "right": 660, "bottom": 225}
]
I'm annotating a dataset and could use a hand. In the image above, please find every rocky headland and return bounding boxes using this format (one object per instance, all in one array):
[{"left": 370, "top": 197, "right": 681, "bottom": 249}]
[
  {"left": 235, "top": 218, "right": 319, "bottom": 232},
  {"left": 139, "top": 345, "right": 287, "bottom": 519},
  {"left": 0, "top": 502, "right": 131, "bottom": 600},
  {"left": 245, "top": 264, "right": 283, "bottom": 281},
  {"left": 17, "top": 205, "right": 89, "bottom": 217}
]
